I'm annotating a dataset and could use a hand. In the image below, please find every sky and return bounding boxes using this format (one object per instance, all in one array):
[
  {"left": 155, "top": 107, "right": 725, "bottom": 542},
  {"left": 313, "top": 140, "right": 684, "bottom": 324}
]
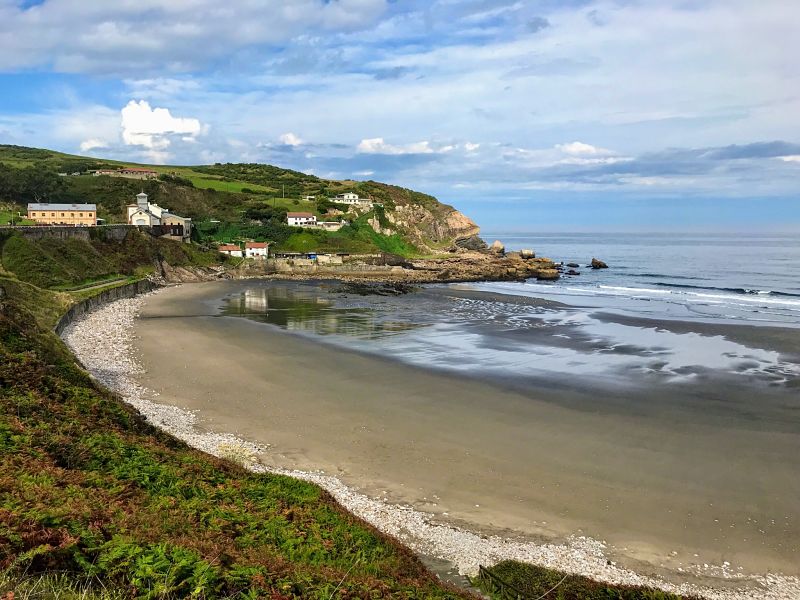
[{"left": 0, "top": 0, "right": 799, "bottom": 232}]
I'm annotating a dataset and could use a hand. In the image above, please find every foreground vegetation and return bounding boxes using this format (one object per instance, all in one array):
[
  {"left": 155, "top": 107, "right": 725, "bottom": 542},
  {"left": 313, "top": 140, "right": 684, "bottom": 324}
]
[
  {"left": 474, "top": 561, "right": 693, "bottom": 600},
  {"left": 0, "top": 277, "right": 471, "bottom": 598}
]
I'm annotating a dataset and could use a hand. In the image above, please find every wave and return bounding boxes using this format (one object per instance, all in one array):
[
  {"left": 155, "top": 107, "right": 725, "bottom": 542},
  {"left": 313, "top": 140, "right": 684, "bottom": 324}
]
[{"left": 653, "top": 282, "right": 800, "bottom": 298}]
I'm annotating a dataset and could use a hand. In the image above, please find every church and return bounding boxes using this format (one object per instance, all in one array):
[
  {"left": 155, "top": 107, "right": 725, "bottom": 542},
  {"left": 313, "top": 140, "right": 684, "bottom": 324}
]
[{"left": 126, "top": 192, "right": 192, "bottom": 243}]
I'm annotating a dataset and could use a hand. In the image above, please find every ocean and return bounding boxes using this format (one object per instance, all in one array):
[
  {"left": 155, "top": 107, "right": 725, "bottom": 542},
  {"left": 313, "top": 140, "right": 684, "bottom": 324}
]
[{"left": 480, "top": 232, "right": 800, "bottom": 327}]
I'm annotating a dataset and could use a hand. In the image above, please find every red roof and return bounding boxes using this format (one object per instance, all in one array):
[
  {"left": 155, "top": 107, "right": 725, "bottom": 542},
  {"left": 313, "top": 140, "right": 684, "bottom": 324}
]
[
  {"left": 218, "top": 244, "right": 241, "bottom": 252},
  {"left": 245, "top": 242, "right": 269, "bottom": 248},
  {"left": 121, "top": 167, "right": 158, "bottom": 173},
  {"left": 287, "top": 212, "right": 314, "bottom": 218}
]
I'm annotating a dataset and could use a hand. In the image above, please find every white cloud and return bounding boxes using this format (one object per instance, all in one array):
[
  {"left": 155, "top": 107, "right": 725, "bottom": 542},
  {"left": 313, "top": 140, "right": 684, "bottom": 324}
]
[
  {"left": 357, "top": 137, "right": 435, "bottom": 154},
  {"left": 121, "top": 100, "right": 203, "bottom": 152},
  {"left": 279, "top": 132, "right": 304, "bottom": 146},
  {"left": 778, "top": 155, "right": 800, "bottom": 162},
  {"left": 464, "top": 142, "right": 481, "bottom": 152},
  {"left": 79, "top": 138, "right": 108, "bottom": 152},
  {"left": 555, "top": 141, "right": 612, "bottom": 156}
]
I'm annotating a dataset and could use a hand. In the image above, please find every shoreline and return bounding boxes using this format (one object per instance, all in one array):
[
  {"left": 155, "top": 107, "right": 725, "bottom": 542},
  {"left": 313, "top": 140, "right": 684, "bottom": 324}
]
[{"left": 60, "top": 287, "right": 800, "bottom": 600}]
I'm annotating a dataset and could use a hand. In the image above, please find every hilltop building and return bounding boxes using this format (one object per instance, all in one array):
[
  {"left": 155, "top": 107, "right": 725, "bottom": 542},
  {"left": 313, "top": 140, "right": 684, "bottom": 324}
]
[
  {"left": 287, "top": 212, "right": 317, "bottom": 227},
  {"left": 126, "top": 192, "right": 192, "bottom": 242},
  {"left": 94, "top": 167, "right": 158, "bottom": 180},
  {"left": 27, "top": 203, "right": 97, "bottom": 226},
  {"left": 331, "top": 193, "right": 373, "bottom": 207}
]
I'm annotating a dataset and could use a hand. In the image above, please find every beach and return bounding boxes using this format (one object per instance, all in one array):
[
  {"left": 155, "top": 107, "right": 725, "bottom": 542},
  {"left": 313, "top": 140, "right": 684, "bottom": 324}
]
[{"left": 63, "top": 280, "right": 800, "bottom": 599}]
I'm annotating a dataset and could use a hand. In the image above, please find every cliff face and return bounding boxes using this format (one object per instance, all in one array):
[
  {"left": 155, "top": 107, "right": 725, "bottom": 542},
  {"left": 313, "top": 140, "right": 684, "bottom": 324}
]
[{"left": 383, "top": 203, "right": 481, "bottom": 251}]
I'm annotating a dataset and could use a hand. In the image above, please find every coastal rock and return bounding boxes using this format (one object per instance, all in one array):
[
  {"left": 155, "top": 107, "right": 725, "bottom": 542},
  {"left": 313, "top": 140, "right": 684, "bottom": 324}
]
[
  {"left": 567, "top": 263, "right": 580, "bottom": 268},
  {"left": 591, "top": 258, "right": 609, "bottom": 269},
  {"left": 536, "top": 269, "right": 560, "bottom": 281},
  {"left": 454, "top": 234, "right": 488, "bottom": 252},
  {"left": 520, "top": 249, "right": 535, "bottom": 259},
  {"left": 566, "top": 269, "right": 581, "bottom": 276},
  {"left": 489, "top": 240, "right": 505, "bottom": 255}
]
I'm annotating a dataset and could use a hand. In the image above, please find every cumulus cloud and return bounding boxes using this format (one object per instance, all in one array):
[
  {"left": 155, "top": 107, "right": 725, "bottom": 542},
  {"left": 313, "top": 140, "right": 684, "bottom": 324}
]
[
  {"left": 357, "top": 137, "right": 435, "bottom": 155},
  {"left": 79, "top": 138, "right": 108, "bottom": 152},
  {"left": 279, "top": 132, "right": 304, "bottom": 146},
  {"left": 555, "top": 142, "right": 613, "bottom": 156},
  {"left": 120, "top": 100, "right": 203, "bottom": 161}
]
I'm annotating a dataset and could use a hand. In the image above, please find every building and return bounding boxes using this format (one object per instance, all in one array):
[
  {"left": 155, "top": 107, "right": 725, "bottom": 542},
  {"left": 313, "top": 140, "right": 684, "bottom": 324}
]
[
  {"left": 331, "top": 192, "right": 373, "bottom": 207},
  {"left": 244, "top": 242, "right": 269, "bottom": 258},
  {"left": 27, "top": 203, "right": 97, "bottom": 226},
  {"left": 301, "top": 195, "right": 316, "bottom": 201},
  {"left": 287, "top": 212, "right": 317, "bottom": 227},
  {"left": 94, "top": 167, "right": 158, "bottom": 180},
  {"left": 126, "top": 192, "right": 192, "bottom": 242},
  {"left": 218, "top": 244, "right": 243, "bottom": 257}
]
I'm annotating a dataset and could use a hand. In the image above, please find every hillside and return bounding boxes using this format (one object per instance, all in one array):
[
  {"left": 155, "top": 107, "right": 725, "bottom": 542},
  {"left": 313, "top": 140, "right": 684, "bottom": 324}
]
[{"left": 0, "top": 145, "right": 482, "bottom": 256}]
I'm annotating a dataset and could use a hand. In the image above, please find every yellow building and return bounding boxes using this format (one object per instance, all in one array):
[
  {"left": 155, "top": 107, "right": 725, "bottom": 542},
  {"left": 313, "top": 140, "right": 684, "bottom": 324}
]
[{"left": 27, "top": 203, "right": 97, "bottom": 227}]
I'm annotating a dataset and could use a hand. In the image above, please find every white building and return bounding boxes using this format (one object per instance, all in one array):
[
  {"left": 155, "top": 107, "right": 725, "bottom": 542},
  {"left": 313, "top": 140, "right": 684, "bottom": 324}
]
[
  {"left": 218, "top": 244, "right": 243, "bottom": 257},
  {"left": 126, "top": 192, "right": 192, "bottom": 242},
  {"left": 287, "top": 212, "right": 317, "bottom": 227},
  {"left": 245, "top": 242, "right": 269, "bottom": 258}
]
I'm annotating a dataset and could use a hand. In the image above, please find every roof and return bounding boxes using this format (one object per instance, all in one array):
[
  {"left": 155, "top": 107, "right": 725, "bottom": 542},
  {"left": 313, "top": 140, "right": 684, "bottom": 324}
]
[
  {"left": 287, "top": 212, "right": 314, "bottom": 218},
  {"left": 28, "top": 203, "right": 96, "bottom": 211},
  {"left": 121, "top": 167, "right": 158, "bottom": 172},
  {"left": 218, "top": 244, "right": 241, "bottom": 252},
  {"left": 245, "top": 242, "right": 269, "bottom": 248}
]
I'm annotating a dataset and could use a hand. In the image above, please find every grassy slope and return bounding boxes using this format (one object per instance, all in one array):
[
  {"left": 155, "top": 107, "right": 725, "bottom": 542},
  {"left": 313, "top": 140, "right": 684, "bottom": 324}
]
[
  {"left": 0, "top": 281, "right": 469, "bottom": 599},
  {"left": 0, "top": 228, "right": 224, "bottom": 289}
]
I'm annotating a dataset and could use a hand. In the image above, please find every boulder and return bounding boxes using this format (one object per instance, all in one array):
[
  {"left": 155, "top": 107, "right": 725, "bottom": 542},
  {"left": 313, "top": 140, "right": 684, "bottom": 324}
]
[
  {"left": 455, "top": 235, "right": 488, "bottom": 252},
  {"left": 489, "top": 240, "right": 505, "bottom": 255},
  {"left": 591, "top": 258, "right": 609, "bottom": 269},
  {"left": 536, "top": 269, "right": 560, "bottom": 281},
  {"left": 566, "top": 269, "right": 580, "bottom": 276},
  {"left": 520, "top": 248, "right": 535, "bottom": 259},
  {"left": 567, "top": 262, "right": 580, "bottom": 268}
]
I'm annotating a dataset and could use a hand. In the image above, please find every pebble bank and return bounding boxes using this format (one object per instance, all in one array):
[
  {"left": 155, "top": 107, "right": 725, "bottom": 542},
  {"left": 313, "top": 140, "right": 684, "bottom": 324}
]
[{"left": 61, "top": 293, "right": 800, "bottom": 600}]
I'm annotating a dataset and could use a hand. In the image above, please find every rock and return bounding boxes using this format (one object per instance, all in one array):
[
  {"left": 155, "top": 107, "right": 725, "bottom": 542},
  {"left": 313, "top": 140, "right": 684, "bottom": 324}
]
[
  {"left": 566, "top": 269, "right": 580, "bottom": 276},
  {"left": 506, "top": 251, "right": 521, "bottom": 260},
  {"left": 591, "top": 258, "right": 609, "bottom": 269},
  {"left": 536, "top": 269, "right": 560, "bottom": 280},
  {"left": 454, "top": 235, "right": 488, "bottom": 252},
  {"left": 520, "top": 249, "right": 535, "bottom": 259},
  {"left": 567, "top": 262, "right": 579, "bottom": 268},
  {"left": 489, "top": 240, "right": 505, "bottom": 255}
]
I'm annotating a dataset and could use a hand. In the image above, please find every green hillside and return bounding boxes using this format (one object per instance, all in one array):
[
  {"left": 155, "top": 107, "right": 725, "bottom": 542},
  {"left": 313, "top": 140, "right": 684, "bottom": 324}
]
[{"left": 0, "top": 145, "right": 471, "bottom": 256}]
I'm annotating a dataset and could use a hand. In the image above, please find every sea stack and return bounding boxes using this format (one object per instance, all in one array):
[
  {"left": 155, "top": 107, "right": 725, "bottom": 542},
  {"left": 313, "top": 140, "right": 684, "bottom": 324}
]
[{"left": 591, "top": 258, "right": 609, "bottom": 269}]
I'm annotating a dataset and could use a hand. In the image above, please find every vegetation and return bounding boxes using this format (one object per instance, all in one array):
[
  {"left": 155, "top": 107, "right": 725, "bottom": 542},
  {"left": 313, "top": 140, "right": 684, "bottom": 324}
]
[
  {"left": 0, "top": 228, "right": 223, "bottom": 289},
  {"left": 473, "top": 561, "right": 695, "bottom": 600},
  {"left": 0, "top": 279, "right": 470, "bottom": 599}
]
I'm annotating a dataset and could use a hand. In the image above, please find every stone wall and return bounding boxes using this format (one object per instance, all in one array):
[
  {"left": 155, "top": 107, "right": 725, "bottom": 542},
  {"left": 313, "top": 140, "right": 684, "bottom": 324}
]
[
  {"left": 0, "top": 224, "right": 135, "bottom": 242},
  {"left": 54, "top": 279, "right": 160, "bottom": 336}
]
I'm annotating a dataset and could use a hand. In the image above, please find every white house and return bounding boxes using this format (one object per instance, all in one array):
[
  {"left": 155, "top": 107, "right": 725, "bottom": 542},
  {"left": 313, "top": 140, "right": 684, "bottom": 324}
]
[
  {"left": 218, "top": 244, "right": 243, "bottom": 257},
  {"left": 126, "top": 191, "right": 192, "bottom": 242},
  {"left": 331, "top": 192, "right": 373, "bottom": 207},
  {"left": 245, "top": 242, "right": 269, "bottom": 258},
  {"left": 287, "top": 212, "right": 317, "bottom": 227}
]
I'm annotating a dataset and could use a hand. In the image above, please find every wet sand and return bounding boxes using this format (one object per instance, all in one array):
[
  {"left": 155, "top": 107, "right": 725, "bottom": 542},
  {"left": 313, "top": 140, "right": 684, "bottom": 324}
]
[{"left": 131, "top": 281, "right": 800, "bottom": 585}]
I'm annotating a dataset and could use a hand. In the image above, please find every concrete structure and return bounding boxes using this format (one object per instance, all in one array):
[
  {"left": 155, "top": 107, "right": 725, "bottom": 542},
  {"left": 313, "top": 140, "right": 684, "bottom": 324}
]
[
  {"left": 27, "top": 203, "right": 97, "bottom": 226},
  {"left": 331, "top": 192, "right": 373, "bottom": 207},
  {"left": 218, "top": 244, "right": 243, "bottom": 257},
  {"left": 126, "top": 192, "right": 191, "bottom": 242},
  {"left": 244, "top": 242, "right": 269, "bottom": 258},
  {"left": 318, "top": 221, "right": 345, "bottom": 231},
  {"left": 94, "top": 167, "right": 158, "bottom": 180},
  {"left": 287, "top": 212, "right": 317, "bottom": 227}
]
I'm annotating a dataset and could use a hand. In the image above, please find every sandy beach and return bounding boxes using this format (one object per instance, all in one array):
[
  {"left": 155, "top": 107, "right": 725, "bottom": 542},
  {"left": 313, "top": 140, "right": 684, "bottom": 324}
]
[{"left": 63, "top": 281, "right": 800, "bottom": 600}]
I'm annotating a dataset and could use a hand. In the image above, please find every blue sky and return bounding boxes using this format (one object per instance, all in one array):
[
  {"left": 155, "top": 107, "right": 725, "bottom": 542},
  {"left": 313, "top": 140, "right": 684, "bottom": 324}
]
[{"left": 0, "top": 0, "right": 798, "bottom": 231}]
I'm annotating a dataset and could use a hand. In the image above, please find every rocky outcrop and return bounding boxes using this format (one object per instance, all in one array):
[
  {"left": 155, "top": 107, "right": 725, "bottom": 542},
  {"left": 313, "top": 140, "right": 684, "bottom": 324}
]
[
  {"left": 520, "top": 249, "right": 535, "bottom": 259},
  {"left": 384, "top": 202, "right": 482, "bottom": 253},
  {"left": 536, "top": 269, "right": 560, "bottom": 281},
  {"left": 455, "top": 235, "right": 488, "bottom": 251},
  {"left": 489, "top": 240, "right": 505, "bottom": 255},
  {"left": 591, "top": 258, "right": 609, "bottom": 269}
]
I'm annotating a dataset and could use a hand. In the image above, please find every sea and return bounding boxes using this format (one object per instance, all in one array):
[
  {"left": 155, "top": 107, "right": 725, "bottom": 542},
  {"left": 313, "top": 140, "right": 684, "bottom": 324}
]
[{"left": 480, "top": 231, "right": 800, "bottom": 327}]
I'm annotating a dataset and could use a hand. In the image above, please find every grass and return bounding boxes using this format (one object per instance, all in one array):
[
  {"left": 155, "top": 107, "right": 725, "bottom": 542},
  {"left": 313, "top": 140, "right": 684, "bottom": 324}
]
[
  {"left": 0, "top": 280, "right": 471, "bottom": 599},
  {"left": 473, "top": 561, "right": 696, "bottom": 600},
  {"left": 0, "top": 210, "right": 34, "bottom": 226}
]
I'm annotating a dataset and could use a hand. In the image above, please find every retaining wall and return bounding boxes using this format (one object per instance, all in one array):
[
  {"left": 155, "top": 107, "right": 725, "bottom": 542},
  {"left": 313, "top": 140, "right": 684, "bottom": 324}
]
[
  {"left": 54, "top": 279, "right": 161, "bottom": 336},
  {"left": 0, "top": 224, "right": 136, "bottom": 243}
]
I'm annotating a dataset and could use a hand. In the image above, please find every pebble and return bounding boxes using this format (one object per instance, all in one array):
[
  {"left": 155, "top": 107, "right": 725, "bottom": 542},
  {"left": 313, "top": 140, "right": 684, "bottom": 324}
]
[{"left": 61, "top": 293, "right": 800, "bottom": 600}]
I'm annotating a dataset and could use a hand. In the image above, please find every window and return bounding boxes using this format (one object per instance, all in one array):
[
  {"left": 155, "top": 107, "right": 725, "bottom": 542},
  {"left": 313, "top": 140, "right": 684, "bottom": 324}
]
[
  {"left": 79, "top": 213, "right": 83, "bottom": 217},
  {"left": 61, "top": 213, "right": 65, "bottom": 217},
  {"left": 31, "top": 212, "right": 36, "bottom": 217},
  {"left": 51, "top": 212, "right": 55, "bottom": 216}
]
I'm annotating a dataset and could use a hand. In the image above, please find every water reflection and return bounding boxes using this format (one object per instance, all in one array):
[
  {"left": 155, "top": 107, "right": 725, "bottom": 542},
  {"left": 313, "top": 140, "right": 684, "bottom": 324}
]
[{"left": 223, "top": 285, "right": 421, "bottom": 340}]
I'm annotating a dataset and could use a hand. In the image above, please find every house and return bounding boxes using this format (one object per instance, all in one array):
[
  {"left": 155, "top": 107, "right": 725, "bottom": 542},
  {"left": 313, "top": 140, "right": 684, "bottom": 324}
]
[
  {"left": 126, "top": 191, "right": 192, "bottom": 242},
  {"left": 301, "top": 195, "right": 316, "bottom": 201},
  {"left": 244, "top": 242, "right": 269, "bottom": 258},
  {"left": 93, "top": 167, "right": 158, "bottom": 180},
  {"left": 218, "top": 244, "right": 243, "bottom": 257},
  {"left": 27, "top": 203, "right": 97, "bottom": 227},
  {"left": 331, "top": 192, "right": 373, "bottom": 207},
  {"left": 287, "top": 212, "right": 317, "bottom": 227}
]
